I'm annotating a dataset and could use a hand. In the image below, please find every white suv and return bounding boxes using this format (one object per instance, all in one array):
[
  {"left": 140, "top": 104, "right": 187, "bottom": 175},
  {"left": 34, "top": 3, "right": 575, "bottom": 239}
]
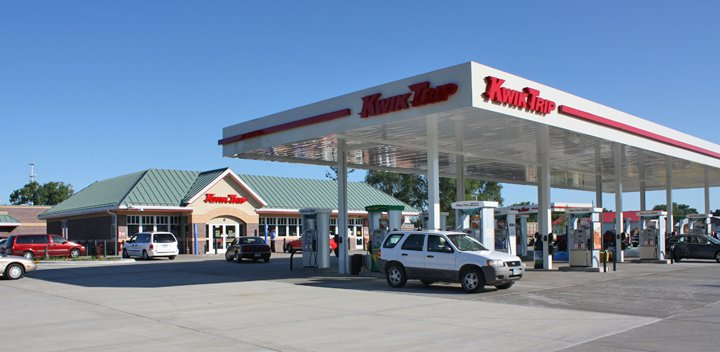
[
  {"left": 123, "top": 232, "right": 179, "bottom": 260},
  {"left": 379, "top": 230, "right": 524, "bottom": 293}
]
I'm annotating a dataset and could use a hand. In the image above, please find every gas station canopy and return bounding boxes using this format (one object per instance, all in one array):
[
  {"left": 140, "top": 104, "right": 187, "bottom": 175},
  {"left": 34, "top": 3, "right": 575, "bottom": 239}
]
[{"left": 220, "top": 62, "right": 720, "bottom": 194}]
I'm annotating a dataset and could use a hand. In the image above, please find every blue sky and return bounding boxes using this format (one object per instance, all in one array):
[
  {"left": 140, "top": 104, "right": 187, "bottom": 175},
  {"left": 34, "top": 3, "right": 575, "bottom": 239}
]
[{"left": 1, "top": 1, "right": 719, "bottom": 212}]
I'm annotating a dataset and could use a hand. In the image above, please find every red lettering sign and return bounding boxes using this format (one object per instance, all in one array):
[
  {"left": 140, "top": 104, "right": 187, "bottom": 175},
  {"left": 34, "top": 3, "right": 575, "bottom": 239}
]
[
  {"left": 204, "top": 194, "right": 247, "bottom": 204},
  {"left": 483, "top": 76, "right": 556, "bottom": 115},
  {"left": 360, "top": 81, "right": 458, "bottom": 118}
]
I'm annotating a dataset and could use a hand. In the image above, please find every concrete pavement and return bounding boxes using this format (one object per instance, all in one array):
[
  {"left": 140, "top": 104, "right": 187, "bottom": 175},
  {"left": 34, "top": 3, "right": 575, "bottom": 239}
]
[{"left": 1, "top": 254, "right": 718, "bottom": 351}]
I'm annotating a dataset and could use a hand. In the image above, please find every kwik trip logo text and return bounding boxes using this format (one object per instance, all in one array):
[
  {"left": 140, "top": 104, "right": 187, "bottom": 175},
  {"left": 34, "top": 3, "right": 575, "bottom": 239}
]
[
  {"left": 204, "top": 193, "right": 247, "bottom": 204},
  {"left": 483, "top": 76, "right": 556, "bottom": 115},
  {"left": 360, "top": 81, "right": 458, "bottom": 118}
]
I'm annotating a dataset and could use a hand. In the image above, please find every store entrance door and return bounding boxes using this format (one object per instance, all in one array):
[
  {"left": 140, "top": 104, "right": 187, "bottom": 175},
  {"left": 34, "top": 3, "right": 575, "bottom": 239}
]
[{"left": 206, "top": 217, "right": 245, "bottom": 254}]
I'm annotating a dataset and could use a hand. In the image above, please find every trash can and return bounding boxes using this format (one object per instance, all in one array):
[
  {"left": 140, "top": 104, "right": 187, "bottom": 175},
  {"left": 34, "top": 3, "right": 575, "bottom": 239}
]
[{"left": 350, "top": 254, "right": 363, "bottom": 275}]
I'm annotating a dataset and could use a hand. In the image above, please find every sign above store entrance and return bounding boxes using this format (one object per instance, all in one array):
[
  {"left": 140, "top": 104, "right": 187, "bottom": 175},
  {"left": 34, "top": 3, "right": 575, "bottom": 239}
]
[{"left": 204, "top": 194, "right": 247, "bottom": 205}]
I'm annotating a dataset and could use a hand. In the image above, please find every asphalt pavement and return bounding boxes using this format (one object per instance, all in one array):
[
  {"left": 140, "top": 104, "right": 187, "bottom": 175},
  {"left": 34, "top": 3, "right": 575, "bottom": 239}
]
[{"left": 1, "top": 253, "right": 718, "bottom": 351}]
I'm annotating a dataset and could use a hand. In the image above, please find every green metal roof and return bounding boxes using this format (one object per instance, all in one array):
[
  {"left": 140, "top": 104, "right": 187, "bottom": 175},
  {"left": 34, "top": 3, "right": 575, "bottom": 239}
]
[
  {"left": 182, "top": 168, "right": 229, "bottom": 203},
  {"left": 41, "top": 168, "right": 418, "bottom": 218},
  {"left": 238, "top": 174, "right": 417, "bottom": 213},
  {"left": 0, "top": 214, "right": 21, "bottom": 225},
  {"left": 41, "top": 169, "right": 201, "bottom": 218},
  {"left": 121, "top": 169, "right": 199, "bottom": 206}
]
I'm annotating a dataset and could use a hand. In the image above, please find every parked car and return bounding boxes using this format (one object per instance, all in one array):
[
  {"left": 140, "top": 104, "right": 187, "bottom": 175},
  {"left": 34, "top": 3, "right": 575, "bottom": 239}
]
[
  {"left": 379, "top": 230, "right": 524, "bottom": 293},
  {"left": 668, "top": 234, "right": 720, "bottom": 263},
  {"left": 122, "top": 232, "right": 178, "bottom": 260},
  {"left": 225, "top": 236, "right": 271, "bottom": 263},
  {"left": 0, "top": 254, "right": 37, "bottom": 280},
  {"left": 284, "top": 236, "right": 338, "bottom": 255},
  {"left": 3, "top": 234, "right": 86, "bottom": 260}
]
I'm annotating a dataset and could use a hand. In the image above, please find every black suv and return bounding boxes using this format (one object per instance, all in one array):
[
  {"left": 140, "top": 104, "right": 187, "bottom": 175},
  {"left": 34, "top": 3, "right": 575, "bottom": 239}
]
[{"left": 668, "top": 234, "right": 720, "bottom": 263}]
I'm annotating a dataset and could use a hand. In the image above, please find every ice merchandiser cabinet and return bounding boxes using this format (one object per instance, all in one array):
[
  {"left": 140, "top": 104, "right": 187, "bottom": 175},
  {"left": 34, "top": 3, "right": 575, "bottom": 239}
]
[
  {"left": 638, "top": 210, "right": 667, "bottom": 260},
  {"left": 299, "top": 208, "right": 331, "bottom": 268},
  {"left": 566, "top": 208, "right": 602, "bottom": 268}
]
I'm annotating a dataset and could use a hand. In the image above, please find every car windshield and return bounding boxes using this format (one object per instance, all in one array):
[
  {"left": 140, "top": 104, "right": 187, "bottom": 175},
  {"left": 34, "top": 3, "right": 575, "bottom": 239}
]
[
  {"left": 446, "top": 234, "right": 488, "bottom": 251},
  {"left": 703, "top": 235, "right": 720, "bottom": 245}
]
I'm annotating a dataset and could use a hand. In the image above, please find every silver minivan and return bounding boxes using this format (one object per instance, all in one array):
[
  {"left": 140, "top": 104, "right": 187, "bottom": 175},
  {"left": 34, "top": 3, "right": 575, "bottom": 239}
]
[{"left": 122, "top": 232, "right": 178, "bottom": 260}]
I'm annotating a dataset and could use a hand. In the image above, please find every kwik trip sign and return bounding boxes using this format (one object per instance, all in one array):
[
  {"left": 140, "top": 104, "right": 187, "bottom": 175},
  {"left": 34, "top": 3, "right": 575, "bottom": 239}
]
[
  {"left": 483, "top": 76, "right": 556, "bottom": 115},
  {"left": 360, "top": 81, "right": 458, "bottom": 118},
  {"left": 204, "top": 194, "right": 247, "bottom": 204}
]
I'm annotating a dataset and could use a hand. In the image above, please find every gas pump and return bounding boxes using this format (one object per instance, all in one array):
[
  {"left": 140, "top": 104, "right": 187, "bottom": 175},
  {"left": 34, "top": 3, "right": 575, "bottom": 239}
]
[
  {"left": 451, "top": 201, "right": 498, "bottom": 248},
  {"left": 299, "top": 208, "right": 331, "bottom": 268},
  {"left": 494, "top": 208, "right": 518, "bottom": 255},
  {"left": 687, "top": 214, "right": 711, "bottom": 235},
  {"left": 638, "top": 210, "right": 667, "bottom": 260},
  {"left": 566, "top": 208, "right": 602, "bottom": 268},
  {"left": 366, "top": 205, "right": 403, "bottom": 272}
]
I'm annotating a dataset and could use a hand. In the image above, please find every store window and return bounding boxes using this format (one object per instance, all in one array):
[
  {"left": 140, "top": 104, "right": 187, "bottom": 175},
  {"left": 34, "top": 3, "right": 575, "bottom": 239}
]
[
  {"left": 277, "top": 217, "right": 288, "bottom": 236},
  {"left": 329, "top": 218, "right": 338, "bottom": 236},
  {"left": 288, "top": 217, "right": 300, "bottom": 236},
  {"left": 156, "top": 216, "right": 169, "bottom": 232},
  {"left": 128, "top": 216, "right": 140, "bottom": 236}
]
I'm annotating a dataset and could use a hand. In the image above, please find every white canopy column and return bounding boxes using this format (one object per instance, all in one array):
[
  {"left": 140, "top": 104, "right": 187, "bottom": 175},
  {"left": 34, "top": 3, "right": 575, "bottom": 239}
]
[
  {"left": 639, "top": 150, "right": 647, "bottom": 211},
  {"left": 455, "top": 120, "right": 465, "bottom": 229},
  {"left": 613, "top": 143, "right": 625, "bottom": 262},
  {"left": 337, "top": 138, "right": 349, "bottom": 274},
  {"left": 427, "top": 117, "right": 440, "bottom": 230},
  {"left": 666, "top": 157, "right": 674, "bottom": 236},
  {"left": 537, "top": 125, "right": 552, "bottom": 270},
  {"left": 704, "top": 166, "right": 710, "bottom": 216},
  {"left": 595, "top": 142, "right": 603, "bottom": 208}
]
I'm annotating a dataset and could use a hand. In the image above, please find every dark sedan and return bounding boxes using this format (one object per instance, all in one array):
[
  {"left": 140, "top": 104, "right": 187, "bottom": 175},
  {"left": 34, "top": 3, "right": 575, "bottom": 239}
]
[
  {"left": 224, "top": 236, "right": 271, "bottom": 263},
  {"left": 669, "top": 234, "right": 720, "bottom": 263}
]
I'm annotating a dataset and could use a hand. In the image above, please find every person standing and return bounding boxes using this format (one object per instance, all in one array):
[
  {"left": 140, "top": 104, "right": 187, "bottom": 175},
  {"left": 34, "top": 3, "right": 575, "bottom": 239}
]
[{"left": 269, "top": 227, "right": 277, "bottom": 252}]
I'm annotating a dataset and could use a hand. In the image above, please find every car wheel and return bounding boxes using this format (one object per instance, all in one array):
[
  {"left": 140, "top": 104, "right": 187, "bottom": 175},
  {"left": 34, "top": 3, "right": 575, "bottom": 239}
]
[
  {"left": 264, "top": 257, "right": 270, "bottom": 263},
  {"left": 385, "top": 263, "right": 407, "bottom": 288},
  {"left": 235, "top": 253, "right": 242, "bottom": 264},
  {"left": 420, "top": 279, "right": 436, "bottom": 286},
  {"left": 672, "top": 250, "right": 681, "bottom": 262},
  {"left": 460, "top": 267, "right": 485, "bottom": 293},
  {"left": 122, "top": 249, "right": 130, "bottom": 258},
  {"left": 69, "top": 248, "right": 81, "bottom": 258},
  {"left": 495, "top": 282, "right": 514, "bottom": 290},
  {"left": 225, "top": 253, "right": 233, "bottom": 262},
  {"left": 23, "top": 251, "right": 35, "bottom": 260},
  {"left": 4, "top": 263, "right": 25, "bottom": 280},
  {"left": 286, "top": 244, "right": 293, "bottom": 253},
  {"left": 715, "top": 252, "right": 720, "bottom": 263},
  {"left": 168, "top": 256, "right": 176, "bottom": 260},
  {"left": 142, "top": 250, "right": 149, "bottom": 260}
]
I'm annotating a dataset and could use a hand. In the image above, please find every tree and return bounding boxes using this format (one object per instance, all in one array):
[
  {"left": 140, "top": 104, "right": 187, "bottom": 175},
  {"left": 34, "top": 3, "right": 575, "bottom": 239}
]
[
  {"left": 364, "top": 170, "right": 427, "bottom": 210},
  {"left": 9, "top": 181, "right": 73, "bottom": 205},
  {"left": 324, "top": 166, "right": 355, "bottom": 181},
  {"left": 652, "top": 203, "right": 698, "bottom": 221},
  {"left": 365, "top": 170, "right": 503, "bottom": 228}
]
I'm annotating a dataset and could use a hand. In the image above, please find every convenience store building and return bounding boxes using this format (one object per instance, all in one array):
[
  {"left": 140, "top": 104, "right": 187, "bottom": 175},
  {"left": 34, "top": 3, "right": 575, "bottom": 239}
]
[{"left": 39, "top": 167, "right": 418, "bottom": 254}]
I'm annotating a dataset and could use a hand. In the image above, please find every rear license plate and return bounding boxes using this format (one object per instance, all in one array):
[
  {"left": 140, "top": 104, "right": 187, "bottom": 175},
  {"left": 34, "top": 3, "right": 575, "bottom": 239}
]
[{"left": 254, "top": 253, "right": 261, "bottom": 257}]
